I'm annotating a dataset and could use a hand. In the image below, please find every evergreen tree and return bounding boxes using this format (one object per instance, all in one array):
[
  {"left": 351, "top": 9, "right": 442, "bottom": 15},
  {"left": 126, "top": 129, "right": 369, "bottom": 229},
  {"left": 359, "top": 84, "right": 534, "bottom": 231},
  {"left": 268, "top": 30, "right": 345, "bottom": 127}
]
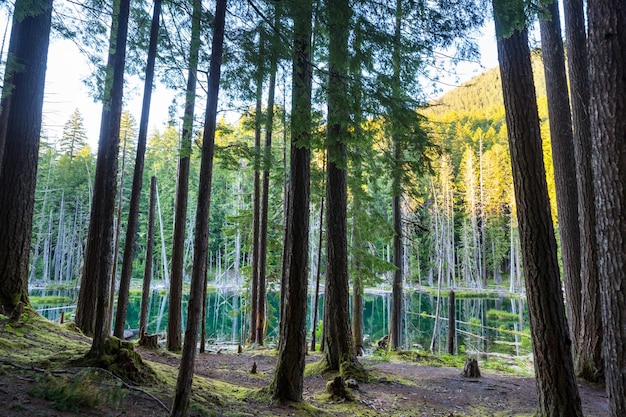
[
  {"left": 270, "top": 0, "right": 312, "bottom": 401},
  {"left": 59, "top": 108, "right": 89, "bottom": 162},
  {"left": 564, "top": 0, "right": 603, "bottom": 382},
  {"left": 171, "top": 0, "right": 226, "bottom": 414},
  {"left": 0, "top": 0, "right": 53, "bottom": 313},
  {"left": 492, "top": 0, "right": 582, "bottom": 414},
  {"left": 588, "top": 0, "right": 626, "bottom": 414},
  {"left": 75, "top": 0, "right": 131, "bottom": 356}
]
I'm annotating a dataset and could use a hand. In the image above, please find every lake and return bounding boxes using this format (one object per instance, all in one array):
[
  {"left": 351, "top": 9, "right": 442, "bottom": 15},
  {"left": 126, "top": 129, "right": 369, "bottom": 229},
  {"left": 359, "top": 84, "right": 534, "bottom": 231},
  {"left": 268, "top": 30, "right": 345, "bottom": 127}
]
[{"left": 31, "top": 286, "right": 531, "bottom": 358}]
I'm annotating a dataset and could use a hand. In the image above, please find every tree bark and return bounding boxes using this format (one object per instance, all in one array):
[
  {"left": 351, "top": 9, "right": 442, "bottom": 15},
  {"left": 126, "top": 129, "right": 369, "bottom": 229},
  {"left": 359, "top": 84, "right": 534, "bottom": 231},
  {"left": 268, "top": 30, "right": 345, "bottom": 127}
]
[
  {"left": 256, "top": 11, "right": 279, "bottom": 344},
  {"left": 170, "top": 0, "right": 226, "bottom": 415},
  {"left": 538, "top": 0, "right": 582, "bottom": 358},
  {"left": 0, "top": 0, "right": 52, "bottom": 313},
  {"left": 167, "top": 0, "right": 201, "bottom": 353},
  {"left": 390, "top": 0, "right": 404, "bottom": 351},
  {"left": 588, "top": 1, "right": 626, "bottom": 414},
  {"left": 492, "top": 1, "right": 583, "bottom": 414},
  {"left": 249, "top": 30, "right": 263, "bottom": 344},
  {"left": 139, "top": 176, "right": 157, "bottom": 334},
  {"left": 311, "top": 195, "right": 324, "bottom": 351},
  {"left": 322, "top": 0, "right": 359, "bottom": 373},
  {"left": 75, "top": 0, "right": 130, "bottom": 348},
  {"left": 270, "top": 0, "right": 311, "bottom": 402},
  {"left": 114, "top": 0, "right": 162, "bottom": 339},
  {"left": 563, "top": 0, "right": 603, "bottom": 382}
]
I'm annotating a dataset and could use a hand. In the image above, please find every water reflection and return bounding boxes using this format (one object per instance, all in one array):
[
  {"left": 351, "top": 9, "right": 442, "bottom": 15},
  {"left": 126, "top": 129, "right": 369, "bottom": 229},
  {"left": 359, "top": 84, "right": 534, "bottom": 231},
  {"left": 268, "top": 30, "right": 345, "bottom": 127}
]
[{"left": 31, "top": 287, "right": 531, "bottom": 357}]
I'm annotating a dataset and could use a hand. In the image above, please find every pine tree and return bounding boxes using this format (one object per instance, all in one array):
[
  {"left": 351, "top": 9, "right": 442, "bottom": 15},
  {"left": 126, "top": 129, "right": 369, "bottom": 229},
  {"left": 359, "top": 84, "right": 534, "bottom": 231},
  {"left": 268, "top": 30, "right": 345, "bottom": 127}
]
[{"left": 59, "top": 109, "right": 88, "bottom": 162}]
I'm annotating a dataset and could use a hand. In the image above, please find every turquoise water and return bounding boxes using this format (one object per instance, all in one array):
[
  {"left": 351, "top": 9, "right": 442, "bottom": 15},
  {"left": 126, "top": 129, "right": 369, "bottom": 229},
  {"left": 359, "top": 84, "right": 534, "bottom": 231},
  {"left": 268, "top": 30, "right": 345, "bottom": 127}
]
[{"left": 31, "top": 286, "right": 530, "bottom": 357}]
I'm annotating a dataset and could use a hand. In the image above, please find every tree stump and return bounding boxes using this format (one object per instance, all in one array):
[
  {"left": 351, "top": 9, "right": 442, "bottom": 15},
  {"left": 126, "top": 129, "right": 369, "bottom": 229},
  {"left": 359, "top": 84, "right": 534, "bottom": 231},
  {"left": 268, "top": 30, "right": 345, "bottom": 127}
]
[
  {"left": 377, "top": 334, "right": 389, "bottom": 350},
  {"left": 138, "top": 329, "right": 159, "bottom": 349},
  {"left": 326, "top": 376, "right": 353, "bottom": 401},
  {"left": 250, "top": 361, "right": 257, "bottom": 374},
  {"left": 462, "top": 358, "right": 481, "bottom": 378}
]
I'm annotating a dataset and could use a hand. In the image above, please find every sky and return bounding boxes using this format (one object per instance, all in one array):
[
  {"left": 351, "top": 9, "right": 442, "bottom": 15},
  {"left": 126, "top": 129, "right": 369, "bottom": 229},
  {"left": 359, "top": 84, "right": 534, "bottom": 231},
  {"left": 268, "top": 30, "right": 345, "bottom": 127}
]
[{"left": 30, "top": 8, "right": 501, "bottom": 150}]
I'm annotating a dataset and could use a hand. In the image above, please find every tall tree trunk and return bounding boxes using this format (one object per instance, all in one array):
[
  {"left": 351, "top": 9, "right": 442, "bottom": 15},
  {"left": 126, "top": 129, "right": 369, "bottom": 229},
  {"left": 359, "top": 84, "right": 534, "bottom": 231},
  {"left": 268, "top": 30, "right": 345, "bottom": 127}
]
[
  {"left": 170, "top": 0, "right": 225, "bottom": 415},
  {"left": 114, "top": 0, "right": 162, "bottom": 338},
  {"left": 322, "top": 0, "right": 359, "bottom": 373},
  {"left": 256, "top": 10, "right": 279, "bottom": 345},
  {"left": 75, "top": 0, "right": 130, "bottom": 349},
  {"left": 538, "top": 0, "right": 582, "bottom": 358},
  {"left": 139, "top": 176, "right": 157, "bottom": 334},
  {"left": 563, "top": 0, "right": 603, "bottom": 382},
  {"left": 588, "top": 1, "right": 626, "bottom": 414},
  {"left": 270, "top": 0, "right": 311, "bottom": 401},
  {"left": 249, "top": 30, "right": 264, "bottom": 344},
  {"left": 310, "top": 194, "right": 324, "bottom": 351},
  {"left": 492, "top": 2, "right": 583, "bottom": 415},
  {"left": 0, "top": 0, "right": 52, "bottom": 313},
  {"left": 168, "top": 0, "right": 202, "bottom": 353},
  {"left": 390, "top": 0, "right": 403, "bottom": 350},
  {"left": 109, "top": 134, "right": 127, "bottom": 329}
]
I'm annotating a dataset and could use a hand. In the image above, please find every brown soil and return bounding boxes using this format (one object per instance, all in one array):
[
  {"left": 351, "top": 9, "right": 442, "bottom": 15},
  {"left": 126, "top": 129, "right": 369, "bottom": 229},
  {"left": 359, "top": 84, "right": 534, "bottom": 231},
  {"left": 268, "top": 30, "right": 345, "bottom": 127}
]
[{"left": 0, "top": 340, "right": 608, "bottom": 417}]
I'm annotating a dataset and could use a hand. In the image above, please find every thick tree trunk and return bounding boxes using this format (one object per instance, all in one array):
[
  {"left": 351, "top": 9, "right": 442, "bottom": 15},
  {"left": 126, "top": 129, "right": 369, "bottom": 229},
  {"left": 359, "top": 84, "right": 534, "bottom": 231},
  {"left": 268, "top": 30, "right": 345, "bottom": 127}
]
[
  {"left": 170, "top": 0, "right": 225, "bottom": 415},
  {"left": 588, "top": 1, "right": 626, "bottom": 414},
  {"left": 167, "top": 0, "right": 201, "bottom": 353},
  {"left": 114, "top": 0, "right": 161, "bottom": 339},
  {"left": 0, "top": 0, "right": 52, "bottom": 313},
  {"left": 270, "top": 0, "right": 312, "bottom": 402},
  {"left": 139, "top": 176, "right": 157, "bottom": 334},
  {"left": 563, "top": 0, "right": 603, "bottom": 382},
  {"left": 538, "top": 0, "right": 582, "bottom": 358},
  {"left": 322, "top": 0, "right": 359, "bottom": 373},
  {"left": 76, "top": 0, "right": 130, "bottom": 349},
  {"left": 492, "top": 2, "right": 583, "bottom": 414}
]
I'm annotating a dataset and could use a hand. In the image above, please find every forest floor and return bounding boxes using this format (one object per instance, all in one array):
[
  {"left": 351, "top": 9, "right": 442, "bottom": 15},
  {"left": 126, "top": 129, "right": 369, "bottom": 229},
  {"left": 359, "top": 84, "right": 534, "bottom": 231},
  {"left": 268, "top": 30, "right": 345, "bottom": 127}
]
[{"left": 0, "top": 312, "right": 608, "bottom": 417}]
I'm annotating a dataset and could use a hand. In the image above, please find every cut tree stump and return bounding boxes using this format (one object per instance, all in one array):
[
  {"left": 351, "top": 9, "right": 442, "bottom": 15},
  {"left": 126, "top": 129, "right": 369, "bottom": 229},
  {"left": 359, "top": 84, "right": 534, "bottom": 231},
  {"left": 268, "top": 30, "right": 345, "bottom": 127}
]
[
  {"left": 462, "top": 358, "right": 481, "bottom": 378},
  {"left": 138, "top": 328, "right": 159, "bottom": 349},
  {"left": 326, "top": 376, "right": 353, "bottom": 401}
]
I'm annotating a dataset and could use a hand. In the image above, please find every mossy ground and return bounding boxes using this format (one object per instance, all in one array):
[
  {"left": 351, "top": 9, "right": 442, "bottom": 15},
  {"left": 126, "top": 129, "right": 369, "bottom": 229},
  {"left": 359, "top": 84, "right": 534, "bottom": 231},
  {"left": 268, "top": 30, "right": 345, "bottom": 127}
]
[{"left": 0, "top": 312, "right": 607, "bottom": 416}]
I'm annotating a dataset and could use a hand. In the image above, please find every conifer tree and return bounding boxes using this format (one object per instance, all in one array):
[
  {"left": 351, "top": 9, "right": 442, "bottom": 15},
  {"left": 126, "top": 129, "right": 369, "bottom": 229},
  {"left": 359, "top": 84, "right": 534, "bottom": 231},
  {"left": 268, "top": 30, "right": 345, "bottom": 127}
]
[
  {"left": 588, "top": 0, "right": 626, "bottom": 414},
  {"left": 0, "top": 0, "right": 53, "bottom": 313},
  {"left": 59, "top": 109, "right": 88, "bottom": 162},
  {"left": 492, "top": 0, "right": 582, "bottom": 414}
]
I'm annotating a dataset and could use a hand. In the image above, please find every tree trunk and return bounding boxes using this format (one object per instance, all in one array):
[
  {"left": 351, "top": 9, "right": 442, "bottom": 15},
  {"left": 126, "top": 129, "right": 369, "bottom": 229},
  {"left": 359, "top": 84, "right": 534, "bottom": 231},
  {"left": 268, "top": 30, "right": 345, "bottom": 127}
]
[
  {"left": 492, "top": 2, "right": 583, "bottom": 414},
  {"left": 167, "top": 0, "right": 201, "bottom": 353},
  {"left": 249, "top": 30, "right": 263, "bottom": 344},
  {"left": 170, "top": 0, "right": 225, "bottom": 415},
  {"left": 538, "top": 0, "right": 582, "bottom": 357},
  {"left": 109, "top": 134, "right": 127, "bottom": 330},
  {"left": 256, "top": 10, "right": 279, "bottom": 345},
  {"left": 0, "top": 0, "right": 52, "bottom": 313},
  {"left": 390, "top": 0, "right": 404, "bottom": 351},
  {"left": 588, "top": 1, "right": 626, "bottom": 414},
  {"left": 322, "top": 0, "right": 359, "bottom": 373},
  {"left": 270, "top": 0, "right": 312, "bottom": 402},
  {"left": 114, "top": 0, "right": 161, "bottom": 339},
  {"left": 563, "top": 0, "right": 603, "bottom": 382},
  {"left": 447, "top": 290, "right": 455, "bottom": 355},
  {"left": 139, "top": 176, "right": 157, "bottom": 334},
  {"left": 75, "top": 0, "right": 130, "bottom": 350},
  {"left": 310, "top": 195, "right": 324, "bottom": 351}
]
